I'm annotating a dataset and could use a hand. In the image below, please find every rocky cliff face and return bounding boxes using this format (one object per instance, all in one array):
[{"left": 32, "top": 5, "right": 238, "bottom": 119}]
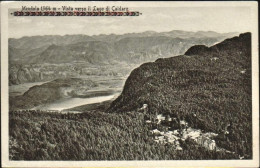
[
  {"left": 108, "top": 33, "right": 252, "bottom": 157},
  {"left": 9, "top": 65, "right": 43, "bottom": 85},
  {"left": 9, "top": 64, "right": 75, "bottom": 85},
  {"left": 113, "top": 36, "right": 223, "bottom": 63}
]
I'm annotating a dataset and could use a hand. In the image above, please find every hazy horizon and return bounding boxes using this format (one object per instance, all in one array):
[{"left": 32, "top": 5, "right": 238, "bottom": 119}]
[
  {"left": 9, "top": 6, "right": 252, "bottom": 38},
  {"left": 8, "top": 29, "right": 243, "bottom": 39}
]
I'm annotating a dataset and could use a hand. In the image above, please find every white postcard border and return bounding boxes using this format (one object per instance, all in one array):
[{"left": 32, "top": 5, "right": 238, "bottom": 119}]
[{"left": 1, "top": 1, "right": 259, "bottom": 167}]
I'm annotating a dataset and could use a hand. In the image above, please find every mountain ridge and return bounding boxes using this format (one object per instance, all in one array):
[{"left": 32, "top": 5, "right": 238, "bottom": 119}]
[
  {"left": 8, "top": 30, "right": 240, "bottom": 85},
  {"left": 107, "top": 32, "right": 252, "bottom": 157},
  {"left": 9, "top": 30, "right": 238, "bottom": 65}
]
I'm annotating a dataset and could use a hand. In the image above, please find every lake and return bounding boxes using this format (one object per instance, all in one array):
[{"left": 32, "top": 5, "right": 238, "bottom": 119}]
[{"left": 33, "top": 94, "right": 116, "bottom": 111}]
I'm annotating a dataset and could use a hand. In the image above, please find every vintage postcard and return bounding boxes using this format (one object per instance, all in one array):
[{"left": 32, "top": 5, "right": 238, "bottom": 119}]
[{"left": 1, "top": 1, "right": 259, "bottom": 167}]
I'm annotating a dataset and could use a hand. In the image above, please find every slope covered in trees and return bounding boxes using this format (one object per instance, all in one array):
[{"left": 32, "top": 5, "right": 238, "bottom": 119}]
[
  {"left": 108, "top": 33, "right": 252, "bottom": 157},
  {"left": 9, "top": 110, "right": 237, "bottom": 160}
]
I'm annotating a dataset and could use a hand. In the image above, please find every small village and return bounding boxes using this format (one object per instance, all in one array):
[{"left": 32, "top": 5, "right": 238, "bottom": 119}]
[{"left": 139, "top": 104, "right": 234, "bottom": 153}]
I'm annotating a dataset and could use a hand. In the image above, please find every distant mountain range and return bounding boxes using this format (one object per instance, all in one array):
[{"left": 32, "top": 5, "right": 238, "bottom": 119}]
[{"left": 9, "top": 30, "right": 239, "bottom": 64}]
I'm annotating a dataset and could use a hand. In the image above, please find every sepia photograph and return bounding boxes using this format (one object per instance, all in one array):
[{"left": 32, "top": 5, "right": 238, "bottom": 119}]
[{"left": 1, "top": 1, "right": 259, "bottom": 167}]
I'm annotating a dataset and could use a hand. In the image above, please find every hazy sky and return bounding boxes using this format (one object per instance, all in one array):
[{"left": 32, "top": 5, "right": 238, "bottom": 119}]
[{"left": 9, "top": 6, "right": 252, "bottom": 38}]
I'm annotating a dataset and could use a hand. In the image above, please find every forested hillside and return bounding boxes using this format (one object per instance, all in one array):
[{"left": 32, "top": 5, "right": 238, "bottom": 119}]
[
  {"left": 108, "top": 33, "right": 252, "bottom": 157},
  {"left": 9, "top": 110, "right": 237, "bottom": 160}
]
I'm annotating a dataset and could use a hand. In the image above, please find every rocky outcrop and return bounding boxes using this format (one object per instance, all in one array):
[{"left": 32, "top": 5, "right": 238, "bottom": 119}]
[{"left": 9, "top": 64, "right": 66, "bottom": 85}]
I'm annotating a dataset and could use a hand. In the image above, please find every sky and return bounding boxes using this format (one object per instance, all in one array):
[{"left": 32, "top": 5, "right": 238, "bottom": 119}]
[{"left": 8, "top": 6, "right": 252, "bottom": 39}]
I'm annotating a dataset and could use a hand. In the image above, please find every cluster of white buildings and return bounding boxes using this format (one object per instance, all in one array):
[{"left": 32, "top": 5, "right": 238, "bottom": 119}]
[
  {"left": 145, "top": 110, "right": 218, "bottom": 151},
  {"left": 151, "top": 129, "right": 183, "bottom": 151},
  {"left": 182, "top": 128, "right": 218, "bottom": 151}
]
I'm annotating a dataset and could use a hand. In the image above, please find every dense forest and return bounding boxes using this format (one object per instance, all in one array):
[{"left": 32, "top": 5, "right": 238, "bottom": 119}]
[{"left": 9, "top": 110, "right": 238, "bottom": 160}]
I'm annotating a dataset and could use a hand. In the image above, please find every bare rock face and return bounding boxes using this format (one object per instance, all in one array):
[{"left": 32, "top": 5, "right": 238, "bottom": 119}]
[{"left": 9, "top": 65, "right": 42, "bottom": 85}]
